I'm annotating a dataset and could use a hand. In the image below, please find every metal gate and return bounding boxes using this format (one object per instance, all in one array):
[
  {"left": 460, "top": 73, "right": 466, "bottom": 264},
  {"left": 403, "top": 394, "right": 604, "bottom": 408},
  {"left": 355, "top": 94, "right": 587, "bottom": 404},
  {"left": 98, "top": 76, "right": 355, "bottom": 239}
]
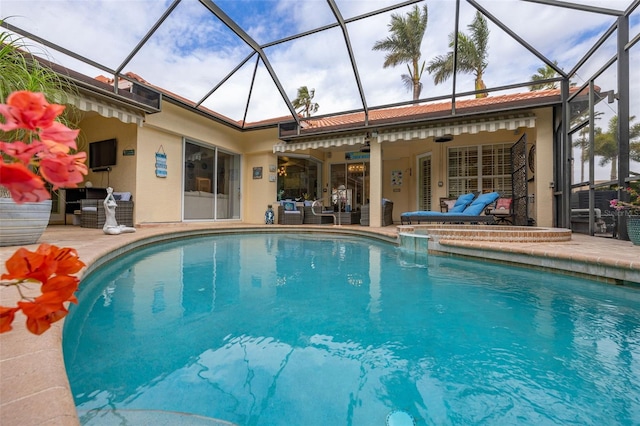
[{"left": 511, "top": 134, "right": 529, "bottom": 226}]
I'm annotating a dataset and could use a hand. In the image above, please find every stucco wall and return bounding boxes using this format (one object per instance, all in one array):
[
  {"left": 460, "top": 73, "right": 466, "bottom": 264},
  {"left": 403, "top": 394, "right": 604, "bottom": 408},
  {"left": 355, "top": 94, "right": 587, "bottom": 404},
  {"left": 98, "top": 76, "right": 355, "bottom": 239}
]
[
  {"left": 78, "top": 113, "right": 138, "bottom": 198},
  {"left": 137, "top": 103, "right": 244, "bottom": 224},
  {"left": 533, "top": 108, "right": 554, "bottom": 227},
  {"left": 76, "top": 99, "right": 557, "bottom": 228}
]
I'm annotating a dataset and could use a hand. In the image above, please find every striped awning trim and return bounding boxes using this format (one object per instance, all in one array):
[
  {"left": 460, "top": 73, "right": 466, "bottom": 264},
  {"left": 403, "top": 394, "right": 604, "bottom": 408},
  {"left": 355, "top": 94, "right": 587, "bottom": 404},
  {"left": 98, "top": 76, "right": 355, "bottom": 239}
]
[
  {"left": 378, "top": 114, "right": 536, "bottom": 142},
  {"left": 67, "top": 95, "right": 145, "bottom": 126},
  {"left": 273, "top": 134, "right": 365, "bottom": 153},
  {"left": 273, "top": 114, "right": 536, "bottom": 152}
]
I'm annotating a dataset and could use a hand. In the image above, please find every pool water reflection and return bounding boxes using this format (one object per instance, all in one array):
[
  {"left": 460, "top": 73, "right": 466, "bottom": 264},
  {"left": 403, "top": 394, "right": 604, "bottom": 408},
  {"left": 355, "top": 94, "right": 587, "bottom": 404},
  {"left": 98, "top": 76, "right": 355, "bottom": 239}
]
[{"left": 63, "top": 233, "right": 640, "bottom": 425}]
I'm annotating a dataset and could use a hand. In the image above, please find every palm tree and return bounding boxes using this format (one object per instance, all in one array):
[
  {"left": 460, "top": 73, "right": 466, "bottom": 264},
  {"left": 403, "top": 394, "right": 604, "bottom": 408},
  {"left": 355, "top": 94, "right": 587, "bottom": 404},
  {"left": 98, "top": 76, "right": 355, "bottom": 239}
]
[
  {"left": 291, "top": 86, "right": 319, "bottom": 118},
  {"left": 572, "top": 111, "right": 604, "bottom": 183},
  {"left": 427, "top": 11, "right": 489, "bottom": 98},
  {"left": 529, "top": 61, "right": 561, "bottom": 91},
  {"left": 372, "top": 4, "right": 429, "bottom": 101},
  {"left": 594, "top": 115, "right": 640, "bottom": 180}
]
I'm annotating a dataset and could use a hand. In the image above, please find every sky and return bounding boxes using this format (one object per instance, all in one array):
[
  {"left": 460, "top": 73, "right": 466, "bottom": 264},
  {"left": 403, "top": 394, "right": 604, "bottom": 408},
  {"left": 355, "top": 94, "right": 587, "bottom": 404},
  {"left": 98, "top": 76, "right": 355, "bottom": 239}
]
[{"left": 1, "top": 0, "right": 638, "bottom": 180}]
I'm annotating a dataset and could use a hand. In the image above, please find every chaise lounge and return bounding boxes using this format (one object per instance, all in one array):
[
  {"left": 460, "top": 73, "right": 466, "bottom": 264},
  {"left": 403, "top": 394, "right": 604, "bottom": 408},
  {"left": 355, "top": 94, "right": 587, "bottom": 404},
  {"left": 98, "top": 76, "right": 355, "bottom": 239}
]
[{"left": 400, "top": 192, "right": 500, "bottom": 225}]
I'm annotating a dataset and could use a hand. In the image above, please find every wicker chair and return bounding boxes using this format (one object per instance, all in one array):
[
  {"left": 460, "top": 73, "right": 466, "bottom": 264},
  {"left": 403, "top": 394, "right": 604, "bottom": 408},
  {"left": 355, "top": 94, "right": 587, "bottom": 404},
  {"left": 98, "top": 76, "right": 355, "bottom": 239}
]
[
  {"left": 360, "top": 199, "right": 394, "bottom": 226},
  {"left": 80, "top": 199, "right": 134, "bottom": 228},
  {"left": 303, "top": 205, "right": 334, "bottom": 224},
  {"left": 278, "top": 202, "right": 304, "bottom": 224}
]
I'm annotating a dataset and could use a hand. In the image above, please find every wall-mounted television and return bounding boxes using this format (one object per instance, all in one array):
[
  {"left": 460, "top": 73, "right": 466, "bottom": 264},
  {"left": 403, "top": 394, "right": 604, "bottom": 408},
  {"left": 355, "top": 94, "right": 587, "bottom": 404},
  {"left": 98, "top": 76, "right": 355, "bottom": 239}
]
[{"left": 89, "top": 138, "right": 117, "bottom": 171}]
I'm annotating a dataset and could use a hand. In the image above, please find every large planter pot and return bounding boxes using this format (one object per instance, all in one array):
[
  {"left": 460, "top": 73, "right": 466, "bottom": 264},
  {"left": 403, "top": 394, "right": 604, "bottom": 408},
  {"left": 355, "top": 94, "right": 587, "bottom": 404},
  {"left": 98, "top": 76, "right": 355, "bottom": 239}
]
[
  {"left": 628, "top": 215, "right": 640, "bottom": 246},
  {"left": 0, "top": 198, "right": 52, "bottom": 247}
]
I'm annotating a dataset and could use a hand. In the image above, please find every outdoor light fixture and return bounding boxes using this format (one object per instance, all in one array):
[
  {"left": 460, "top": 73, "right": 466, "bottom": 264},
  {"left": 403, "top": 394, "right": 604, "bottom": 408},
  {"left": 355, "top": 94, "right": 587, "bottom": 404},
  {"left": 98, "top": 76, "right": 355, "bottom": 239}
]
[{"left": 434, "top": 134, "right": 454, "bottom": 143}]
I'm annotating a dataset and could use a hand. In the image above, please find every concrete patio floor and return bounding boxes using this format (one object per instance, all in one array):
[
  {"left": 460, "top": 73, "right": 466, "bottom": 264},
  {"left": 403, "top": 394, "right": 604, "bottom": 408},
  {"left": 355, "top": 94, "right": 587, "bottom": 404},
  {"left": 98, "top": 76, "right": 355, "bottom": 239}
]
[{"left": 1, "top": 223, "right": 638, "bottom": 425}]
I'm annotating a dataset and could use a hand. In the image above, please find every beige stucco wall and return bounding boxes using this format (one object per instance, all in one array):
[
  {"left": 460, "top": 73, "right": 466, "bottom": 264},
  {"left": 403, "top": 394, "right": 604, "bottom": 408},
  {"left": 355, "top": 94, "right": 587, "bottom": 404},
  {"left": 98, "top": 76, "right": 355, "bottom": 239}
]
[
  {"left": 533, "top": 108, "right": 554, "bottom": 227},
  {"left": 74, "top": 99, "right": 558, "bottom": 228},
  {"left": 240, "top": 128, "right": 284, "bottom": 224},
  {"left": 77, "top": 113, "right": 138, "bottom": 197},
  {"left": 137, "top": 102, "right": 244, "bottom": 224}
]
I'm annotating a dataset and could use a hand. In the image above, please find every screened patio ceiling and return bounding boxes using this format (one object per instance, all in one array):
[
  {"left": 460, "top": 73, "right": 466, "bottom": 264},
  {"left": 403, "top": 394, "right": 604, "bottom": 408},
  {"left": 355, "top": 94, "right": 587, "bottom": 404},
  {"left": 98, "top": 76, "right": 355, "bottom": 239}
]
[
  {"left": 0, "top": 0, "right": 640, "bottom": 129},
  {"left": 1, "top": 0, "right": 638, "bottom": 131}
]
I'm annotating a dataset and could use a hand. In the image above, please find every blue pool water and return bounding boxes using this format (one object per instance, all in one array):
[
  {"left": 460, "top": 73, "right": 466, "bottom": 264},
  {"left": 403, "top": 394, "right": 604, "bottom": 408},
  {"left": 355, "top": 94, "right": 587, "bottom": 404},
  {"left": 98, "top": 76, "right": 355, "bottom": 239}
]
[{"left": 63, "top": 233, "right": 640, "bottom": 425}]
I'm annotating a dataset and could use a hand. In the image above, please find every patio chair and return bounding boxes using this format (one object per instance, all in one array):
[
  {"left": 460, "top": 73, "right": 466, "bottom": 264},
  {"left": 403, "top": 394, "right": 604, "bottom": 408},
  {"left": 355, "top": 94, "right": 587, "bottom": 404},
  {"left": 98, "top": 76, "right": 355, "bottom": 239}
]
[
  {"left": 278, "top": 200, "right": 304, "bottom": 224},
  {"left": 400, "top": 192, "right": 500, "bottom": 225},
  {"left": 485, "top": 197, "right": 513, "bottom": 224}
]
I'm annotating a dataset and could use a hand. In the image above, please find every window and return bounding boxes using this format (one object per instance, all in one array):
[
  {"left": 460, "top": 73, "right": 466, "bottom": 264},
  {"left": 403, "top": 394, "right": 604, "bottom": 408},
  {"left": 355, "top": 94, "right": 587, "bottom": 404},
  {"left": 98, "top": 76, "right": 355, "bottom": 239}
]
[
  {"left": 277, "top": 156, "right": 321, "bottom": 201},
  {"left": 448, "top": 144, "right": 512, "bottom": 196},
  {"left": 418, "top": 154, "right": 432, "bottom": 211}
]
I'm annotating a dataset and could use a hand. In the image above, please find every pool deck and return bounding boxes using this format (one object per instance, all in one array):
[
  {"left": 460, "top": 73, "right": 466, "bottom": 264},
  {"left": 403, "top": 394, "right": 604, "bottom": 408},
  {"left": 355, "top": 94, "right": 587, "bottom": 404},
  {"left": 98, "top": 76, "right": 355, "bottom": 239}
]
[{"left": 1, "top": 223, "right": 639, "bottom": 425}]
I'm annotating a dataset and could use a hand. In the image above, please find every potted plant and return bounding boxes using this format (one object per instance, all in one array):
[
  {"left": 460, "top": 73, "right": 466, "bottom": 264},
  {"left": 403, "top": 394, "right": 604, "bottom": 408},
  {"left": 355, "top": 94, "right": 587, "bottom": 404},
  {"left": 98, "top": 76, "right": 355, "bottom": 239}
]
[
  {"left": 0, "top": 24, "right": 81, "bottom": 246},
  {"left": 610, "top": 182, "right": 640, "bottom": 245}
]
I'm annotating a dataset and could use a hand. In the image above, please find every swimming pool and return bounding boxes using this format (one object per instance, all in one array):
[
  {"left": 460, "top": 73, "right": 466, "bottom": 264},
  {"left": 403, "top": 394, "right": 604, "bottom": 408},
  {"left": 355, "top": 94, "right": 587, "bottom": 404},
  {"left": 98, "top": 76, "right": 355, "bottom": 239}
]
[{"left": 63, "top": 233, "right": 640, "bottom": 425}]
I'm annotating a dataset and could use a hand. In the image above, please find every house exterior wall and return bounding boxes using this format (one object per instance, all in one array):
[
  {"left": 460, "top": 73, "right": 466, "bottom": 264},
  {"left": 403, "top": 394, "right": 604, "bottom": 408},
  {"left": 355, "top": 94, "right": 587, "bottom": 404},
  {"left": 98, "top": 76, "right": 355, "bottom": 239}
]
[
  {"left": 137, "top": 102, "right": 242, "bottom": 224},
  {"left": 533, "top": 108, "right": 554, "bottom": 228},
  {"left": 77, "top": 113, "right": 138, "bottom": 198},
  {"left": 74, "top": 99, "right": 557, "bottom": 228}
]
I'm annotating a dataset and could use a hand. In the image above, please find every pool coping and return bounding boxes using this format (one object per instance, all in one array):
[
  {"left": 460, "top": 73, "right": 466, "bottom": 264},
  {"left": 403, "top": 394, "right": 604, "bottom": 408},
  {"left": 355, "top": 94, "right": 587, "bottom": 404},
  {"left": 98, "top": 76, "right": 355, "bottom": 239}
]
[{"left": 1, "top": 224, "right": 639, "bottom": 425}]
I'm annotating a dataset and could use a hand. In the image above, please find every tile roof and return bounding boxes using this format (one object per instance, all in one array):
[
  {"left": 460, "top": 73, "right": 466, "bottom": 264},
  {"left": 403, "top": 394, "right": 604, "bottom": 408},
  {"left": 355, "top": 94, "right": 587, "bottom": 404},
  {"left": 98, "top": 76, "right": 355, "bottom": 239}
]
[{"left": 302, "top": 89, "right": 564, "bottom": 131}]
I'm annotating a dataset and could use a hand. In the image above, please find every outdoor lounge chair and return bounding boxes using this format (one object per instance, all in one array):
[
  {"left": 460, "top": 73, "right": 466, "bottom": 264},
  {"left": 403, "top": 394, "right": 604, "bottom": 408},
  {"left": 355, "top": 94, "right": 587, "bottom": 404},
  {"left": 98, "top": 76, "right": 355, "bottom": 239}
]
[{"left": 400, "top": 192, "right": 500, "bottom": 225}]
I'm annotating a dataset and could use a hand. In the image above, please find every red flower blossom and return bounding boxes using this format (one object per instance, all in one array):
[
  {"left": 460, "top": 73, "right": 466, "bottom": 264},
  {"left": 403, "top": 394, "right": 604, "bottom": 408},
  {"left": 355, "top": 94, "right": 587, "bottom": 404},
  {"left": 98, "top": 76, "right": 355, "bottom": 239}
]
[
  {"left": 0, "top": 159, "right": 50, "bottom": 202},
  {"left": 38, "top": 151, "right": 88, "bottom": 190},
  {"left": 0, "top": 91, "right": 64, "bottom": 132},
  {"left": 0, "top": 307, "right": 20, "bottom": 333},
  {"left": 0, "top": 91, "right": 86, "bottom": 336},
  {"left": 1, "top": 243, "right": 84, "bottom": 334}
]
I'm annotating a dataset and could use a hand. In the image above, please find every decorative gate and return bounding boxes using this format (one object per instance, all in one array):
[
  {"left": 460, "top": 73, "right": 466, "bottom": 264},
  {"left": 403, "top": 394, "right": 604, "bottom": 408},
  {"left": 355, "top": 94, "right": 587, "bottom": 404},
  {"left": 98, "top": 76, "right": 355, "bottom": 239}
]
[{"left": 511, "top": 134, "right": 529, "bottom": 226}]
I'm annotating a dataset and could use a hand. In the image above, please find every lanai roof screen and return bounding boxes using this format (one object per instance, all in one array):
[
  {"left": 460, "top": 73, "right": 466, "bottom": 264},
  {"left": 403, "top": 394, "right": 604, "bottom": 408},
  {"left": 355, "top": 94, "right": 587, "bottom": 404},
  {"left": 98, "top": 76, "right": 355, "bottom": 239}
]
[{"left": 0, "top": 0, "right": 634, "bottom": 128}]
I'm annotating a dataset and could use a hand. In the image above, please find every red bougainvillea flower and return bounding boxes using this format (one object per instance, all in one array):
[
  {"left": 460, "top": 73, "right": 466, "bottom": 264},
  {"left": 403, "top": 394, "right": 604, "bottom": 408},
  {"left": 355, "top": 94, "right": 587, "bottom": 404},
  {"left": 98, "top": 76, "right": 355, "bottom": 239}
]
[
  {"left": 41, "top": 275, "right": 80, "bottom": 304},
  {"left": 0, "top": 90, "right": 88, "bottom": 202},
  {"left": 38, "top": 151, "right": 88, "bottom": 190},
  {"left": 2, "top": 246, "right": 49, "bottom": 283},
  {"left": 1, "top": 91, "right": 86, "bottom": 336},
  {"left": 0, "top": 307, "right": 20, "bottom": 333},
  {"left": 1, "top": 244, "right": 84, "bottom": 335},
  {"left": 0, "top": 159, "right": 50, "bottom": 202},
  {"left": 0, "top": 91, "right": 64, "bottom": 132},
  {"left": 18, "top": 293, "right": 69, "bottom": 335},
  {"left": 2, "top": 244, "right": 85, "bottom": 285},
  {"left": 0, "top": 140, "right": 45, "bottom": 165},
  {"left": 39, "top": 121, "right": 80, "bottom": 152},
  {"left": 36, "top": 243, "right": 85, "bottom": 276}
]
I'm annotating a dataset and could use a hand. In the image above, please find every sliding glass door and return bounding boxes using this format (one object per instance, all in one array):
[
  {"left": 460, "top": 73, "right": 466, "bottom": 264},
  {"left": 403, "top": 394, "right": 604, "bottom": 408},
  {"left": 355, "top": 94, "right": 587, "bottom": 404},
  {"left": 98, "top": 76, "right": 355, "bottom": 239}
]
[{"left": 183, "top": 140, "right": 240, "bottom": 220}]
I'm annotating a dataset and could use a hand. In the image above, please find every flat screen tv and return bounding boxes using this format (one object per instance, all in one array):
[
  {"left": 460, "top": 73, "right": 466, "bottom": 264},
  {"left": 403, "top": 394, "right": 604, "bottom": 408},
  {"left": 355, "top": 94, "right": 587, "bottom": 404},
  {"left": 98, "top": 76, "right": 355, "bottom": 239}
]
[{"left": 89, "top": 138, "right": 117, "bottom": 171}]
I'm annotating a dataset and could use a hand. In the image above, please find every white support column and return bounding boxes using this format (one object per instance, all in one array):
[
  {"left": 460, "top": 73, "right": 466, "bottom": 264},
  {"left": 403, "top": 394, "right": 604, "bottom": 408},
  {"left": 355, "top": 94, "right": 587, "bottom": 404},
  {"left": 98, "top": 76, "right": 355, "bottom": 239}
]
[{"left": 369, "top": 141, "right": 383, "bottom": 227}]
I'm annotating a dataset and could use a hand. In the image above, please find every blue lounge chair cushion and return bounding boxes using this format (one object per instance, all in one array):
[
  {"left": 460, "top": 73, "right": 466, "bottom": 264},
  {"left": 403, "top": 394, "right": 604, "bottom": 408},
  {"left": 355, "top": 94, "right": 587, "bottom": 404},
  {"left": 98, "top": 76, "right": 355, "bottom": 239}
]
[
  {"left": 402, "top": 211, "right": 446, "bottom": 217},
  {"left": 462, "top": 192, "right": 500, "bottom": 215},
  {"left": 449, "top": 193, "right": 476, "bottom": 213}
]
